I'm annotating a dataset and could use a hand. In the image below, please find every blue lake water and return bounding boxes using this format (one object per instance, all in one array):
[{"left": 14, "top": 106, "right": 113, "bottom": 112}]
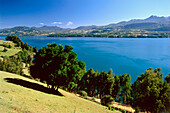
[{"left": 0, "top": 36, "right": 170, "bottom": 82}]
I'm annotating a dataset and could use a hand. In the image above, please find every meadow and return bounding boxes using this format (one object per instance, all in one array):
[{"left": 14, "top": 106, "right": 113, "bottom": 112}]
[
  {"left": 0, "top": 40, "right": 21, "bottom": 57},
  {"left": 0, "top": 71, "right": 120, "bottom": 113}
]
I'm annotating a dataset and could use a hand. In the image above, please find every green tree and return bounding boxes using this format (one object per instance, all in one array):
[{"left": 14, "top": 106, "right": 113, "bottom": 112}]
[
  {"left": 80, "top": 68, "right": 97, "bottom": 96},
  {"left": 120, "top": 74, "right": 133, "bottom": 104},
  {"left": 133, "top": 68, "right": 169, "bottom": 112},
  {"left": 112, "top": 75, "right": 121, "bottom": 102},
  {"left": 97, "top": 70, "right": 114, "bottom": 98},
  {"left": 112, "top": 74, "right": 132, "bottom": 104},
  {"left": 101, "top": 95, "right": 114, "bottom": 107},
  {"left": 6, "top": 36, "right": 24, "bottom": 47},
  {"left": 30, "top": 43, "right": 86, "bottom": 91},
  {"left": 165, "top": 73, "right": 170, "bottom": 83},
  {"left": 0, "top": 57, "right": 23, "bottom": 75}
]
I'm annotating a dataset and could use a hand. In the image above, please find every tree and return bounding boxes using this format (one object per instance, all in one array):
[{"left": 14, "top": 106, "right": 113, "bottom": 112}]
[
  {"left": 6, "top": 36, "right": 24, "bottom": 47},
  {"left": 30, "top": 43, "right": 86, "bottom": 91},
  {"left": 97, "top": 70, "right": 114, "bottom": 98},
  {"left": 101, "top": 95, "right": 114, "bottom": 107},
  {"left": 112, "top": 74, "right": 132, "bottom": 104},
  {"left": 165, "top": 73, "right": 170, "bottom": 83},
  {"left": 133, "top": 68, "right": 170, "bottom": 112},
  {"left": 0, "top": 57, "right": 23, "bottom": 75},
  {"left": 120, "top": 74, "right": 133, "bottom": 104},
  {"left": 80, "top": 68, "right": 97, "bottom": 96},
  {"left": 112, "top": 75, "right": 121, "bottom": 102}
]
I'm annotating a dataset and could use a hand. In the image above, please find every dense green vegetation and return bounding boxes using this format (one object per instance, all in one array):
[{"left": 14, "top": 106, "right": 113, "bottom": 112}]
[
  {"left": 133, "top": 68, "right": 170, "bottom": 112},
  {"left": 0, "top": 57, "right": 24, "bottom": 75},
  {"left": 0, "top": 36, "right": 36, "bottom": 75},
  {"left": 30, "top": 43, "right": 86, "bottom": 91}
]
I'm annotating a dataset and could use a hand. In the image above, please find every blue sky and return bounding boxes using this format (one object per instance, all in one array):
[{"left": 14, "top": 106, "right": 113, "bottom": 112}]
[{"left": 0, "top": 0, "right": 170, "bottom": 28}]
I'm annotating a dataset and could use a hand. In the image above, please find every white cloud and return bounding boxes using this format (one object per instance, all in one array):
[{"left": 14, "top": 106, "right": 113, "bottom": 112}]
[
  {"left": 67, "top": 21, "right": 73, "bottom": 26},
  {"left": 51, "top": 22, "right": 62, "bottom": 25},
  {"left": 40, "top": 23, "right": 44, "bottom": 25}
]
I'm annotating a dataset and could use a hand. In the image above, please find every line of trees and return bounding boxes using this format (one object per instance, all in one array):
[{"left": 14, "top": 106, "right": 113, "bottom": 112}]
[
  {"left": 30, "top": 43, "right": 170, "bottom": 112},
  {"left": 48, "top": 33, "right": 170, "bottom": 38}
]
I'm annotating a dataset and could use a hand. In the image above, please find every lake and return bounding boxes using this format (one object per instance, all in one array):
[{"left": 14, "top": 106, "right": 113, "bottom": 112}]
[{"left": 1, "top": 36, "right": 170, "bottom": 82}]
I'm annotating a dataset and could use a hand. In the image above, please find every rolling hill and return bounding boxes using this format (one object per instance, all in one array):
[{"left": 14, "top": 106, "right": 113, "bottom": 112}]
[{"left": 0, "top": 71, "right": 120, "bottom": 113}]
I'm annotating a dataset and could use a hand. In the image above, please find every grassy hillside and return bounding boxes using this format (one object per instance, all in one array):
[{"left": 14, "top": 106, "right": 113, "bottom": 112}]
[
  {"left": 0, "top": 40, "right": 21, "bottom": 57},
  {"left": 0, "top": 71, "right": 119, "bottom": 113}
]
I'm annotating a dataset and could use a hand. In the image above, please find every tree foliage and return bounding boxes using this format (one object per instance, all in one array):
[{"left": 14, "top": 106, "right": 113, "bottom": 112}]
[
  {"left": 0, "top": 57, "right": 23, "bottom": 75},
  {"left": 133, "top": 68, "right": 170, "bottom": 112},
  {"left": 101, "top": 95, "right": 113, "bottom": 107},
  {"left": 112, "top": 74, "right": 133, "bottom": 104},
  {"left": 80, "top": 68, "right": 114, "bottom": 98},
  {"left": 30, "top": 43, "right": 86, "bottom": 91},
  {"left": 6, "top": 36, "right": 24, "bottom": 47},
  {"left": 6, "top": 35, "right": 37, "bottom": 52}
]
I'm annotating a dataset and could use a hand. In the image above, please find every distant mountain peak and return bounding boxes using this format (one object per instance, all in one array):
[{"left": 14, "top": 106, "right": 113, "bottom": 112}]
[
  {"left": 148, "top": 15, "right": 159, "bottom": 18},
  {"left": 145, "top": 15, "right": 170, "bottom": 22}
]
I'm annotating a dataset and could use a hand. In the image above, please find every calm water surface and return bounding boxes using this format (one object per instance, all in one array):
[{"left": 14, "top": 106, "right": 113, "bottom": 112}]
[{"left": 1, "top": 36, "right": 170, "bottom": 82}]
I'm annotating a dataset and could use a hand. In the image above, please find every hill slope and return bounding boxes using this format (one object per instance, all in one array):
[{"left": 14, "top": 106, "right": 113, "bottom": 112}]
[
  {"left": 0, "top": 71, "right": 118, "bottom": 113},
  {"left": 0, "top": 15, "right": 169, "bottom": 37},
  {"left": 0, "top": 40, "right": 21, "bottom": 57}
]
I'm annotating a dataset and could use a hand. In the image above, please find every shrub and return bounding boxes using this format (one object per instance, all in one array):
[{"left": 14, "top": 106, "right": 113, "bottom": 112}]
[
  {"left": 101, "top": 95, "right": 113, "bottom": 107},
  {"left": 35, "top": 78, "right": 40, "bottom": 82},
  {"left": 121, "top": 110, "right": 126, "bottom": 113},
  {"left": 3, "top": 48, "right": 7, "bottom": 52},
  {"left": 135, "top": 106, "right": 141, "bottom": 113},
  {"left": 0, "top": 44, "right": 12, "bottom": 48},
  {"left": 78, "top": 91, "right": 87, "bottom": 99},
  {"left": 92, "top": 96, "right": 95, "bottom": 101},
  {"left": 0, "top": 57, "right": 23, "bottom": 75}
]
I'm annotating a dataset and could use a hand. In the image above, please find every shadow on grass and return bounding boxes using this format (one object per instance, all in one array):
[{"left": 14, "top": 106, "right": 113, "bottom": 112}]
[{"left": 4, "top": 78, "right": 63, "bottom": 96}]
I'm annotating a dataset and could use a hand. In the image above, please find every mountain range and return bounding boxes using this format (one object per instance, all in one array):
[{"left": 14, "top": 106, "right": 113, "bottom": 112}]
[{"left": 0, "top": 15, "right": 170, "bottom": 37}]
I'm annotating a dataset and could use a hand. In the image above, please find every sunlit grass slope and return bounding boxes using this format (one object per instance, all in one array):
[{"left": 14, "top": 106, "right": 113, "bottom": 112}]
[
  {"left": 0, "top": 71, "right": 119, "bottom": 113},
  {"left": 0, "top": 40, "right": 21, "bottom": 57}
]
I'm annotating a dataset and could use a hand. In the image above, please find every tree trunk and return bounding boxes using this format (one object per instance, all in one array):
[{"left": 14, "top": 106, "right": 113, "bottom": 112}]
[
  {"left": 51, "top": 85, "right": 55, "bottom": 90},
  {"left": 56, "top": 86, "right": 59, "bottom": 91}
]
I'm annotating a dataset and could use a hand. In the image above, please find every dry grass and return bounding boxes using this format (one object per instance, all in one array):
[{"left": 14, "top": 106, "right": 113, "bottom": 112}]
[
  {"left": 0, "top": 71, "right": 120, "bottom": 113},
  {"left": 0, "top": 40, "right": 21, "bottom": 57}
]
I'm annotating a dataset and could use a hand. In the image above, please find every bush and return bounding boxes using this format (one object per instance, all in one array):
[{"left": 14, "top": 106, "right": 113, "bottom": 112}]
[
  {"left": 0, "top": 57, "right": 24, "bottom": 75},
  {"left": 92, "top": 96, "right": 95, "bottom": 101},
  {"left": 121, "top": 110, "right": 126, "bottom": 113},
  {"left": 0, "top": 44, "right": 12, "bottom": 48},
  {"left": 108, "top": 107, "right": 115, "bottom": 111},
  {"left": 35, "top": 78, "right": 40, "bottom": 82},
  {"left": 2, "top": 48, "right": 7, "bottom": 52},
  {"left": 78, "top": 91, "right": 87, "bottom": 99},
  {"left": 135, "top": 106, "right": 141, "bottom": 113},
  {"left": 101, "top": 95, "right": 113, "bottom": 107}
]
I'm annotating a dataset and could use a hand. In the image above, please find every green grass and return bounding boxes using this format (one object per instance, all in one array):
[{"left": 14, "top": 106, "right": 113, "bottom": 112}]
[
  {"left": 0, "top": 40, "right": 21, "bottom": 57},
  {"left": 0, "top": 71, "right": 120, "bottom": 113}
]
